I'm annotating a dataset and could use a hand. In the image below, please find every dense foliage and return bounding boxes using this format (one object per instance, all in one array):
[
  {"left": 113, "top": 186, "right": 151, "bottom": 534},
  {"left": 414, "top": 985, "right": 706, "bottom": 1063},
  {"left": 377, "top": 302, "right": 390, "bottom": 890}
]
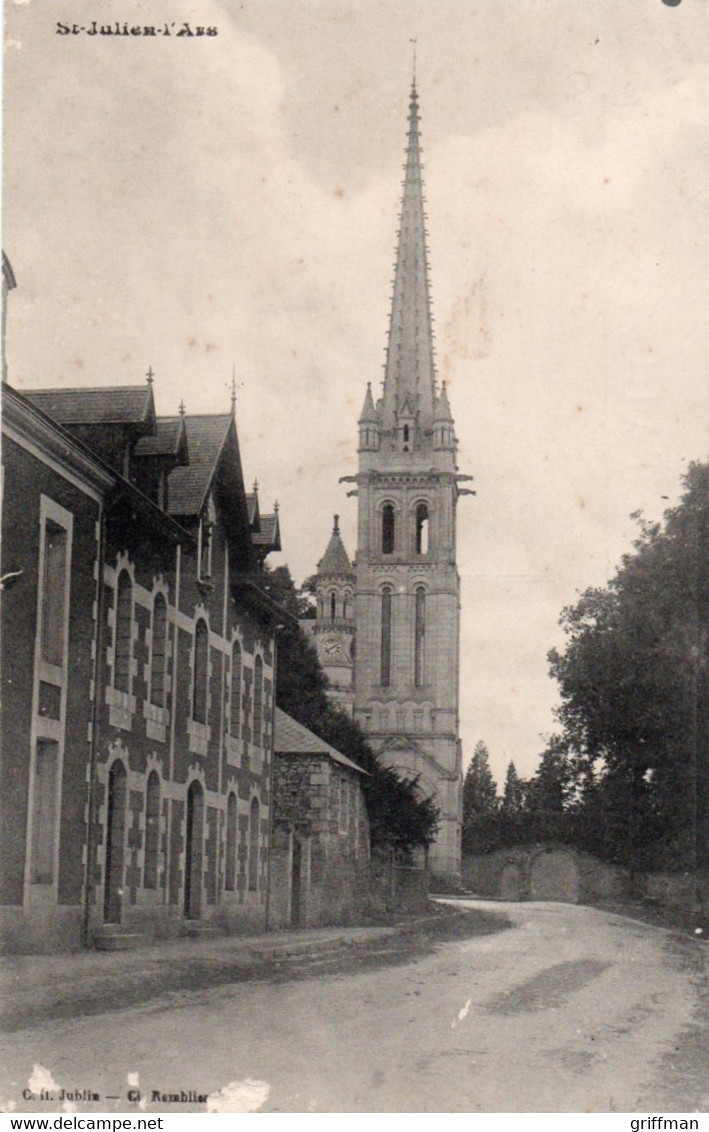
[
  {"left": 461, "top": 462, "right": 708, "bottom": 873},
  {"left": 547, "top": 461, "right": 709, "bottom": 871},
  {"left": 259, "top": 565, "right": 440, "bottom": 855}
]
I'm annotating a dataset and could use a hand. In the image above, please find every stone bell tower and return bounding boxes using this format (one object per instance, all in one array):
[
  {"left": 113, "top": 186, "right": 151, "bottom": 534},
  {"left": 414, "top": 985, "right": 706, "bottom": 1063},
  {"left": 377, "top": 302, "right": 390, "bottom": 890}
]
[
  {"left": 342, "top": 76, "right": 473, "bottom": 882},
  {"left": 313, "top": 515, "right": 356, "bottom": 716}
]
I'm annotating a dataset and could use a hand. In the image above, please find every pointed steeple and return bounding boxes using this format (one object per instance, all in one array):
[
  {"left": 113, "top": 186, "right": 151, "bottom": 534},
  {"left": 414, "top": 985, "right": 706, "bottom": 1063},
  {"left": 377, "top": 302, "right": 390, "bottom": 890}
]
[
  {"left": 434, "top": 381, "right": 453, "bottom": 422},
  {"left": 358, "top": 382, "right": 378, "bottom": 424},
  {"left": 317, "top": 515, "right": 354, "bottom": 577},
  {"left": 382, "top": 75, "right": 436, "bottom": 432}
]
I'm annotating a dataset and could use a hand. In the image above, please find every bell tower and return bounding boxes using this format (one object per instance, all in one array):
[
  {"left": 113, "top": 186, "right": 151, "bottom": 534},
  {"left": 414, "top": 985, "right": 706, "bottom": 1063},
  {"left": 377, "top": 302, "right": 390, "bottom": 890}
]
[{"left": 345, "top": 76, "right": 472, "bottom": 881}]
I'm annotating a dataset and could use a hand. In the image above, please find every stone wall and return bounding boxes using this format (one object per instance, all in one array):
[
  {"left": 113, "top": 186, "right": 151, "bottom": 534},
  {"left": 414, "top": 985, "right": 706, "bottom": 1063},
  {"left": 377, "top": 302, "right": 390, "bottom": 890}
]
[
  {"left": 269, "top": 752, "right": 372, "bottom": 929},
  {"left": 463, "top": 845, "right": 708, "bottom": 919}
]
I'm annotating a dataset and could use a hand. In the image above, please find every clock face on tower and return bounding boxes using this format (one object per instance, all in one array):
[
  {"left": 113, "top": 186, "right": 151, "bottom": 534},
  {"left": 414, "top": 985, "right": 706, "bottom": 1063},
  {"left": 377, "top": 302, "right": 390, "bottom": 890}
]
[{"left": 321, "top": 636, "right": 344, "bottom": 660}]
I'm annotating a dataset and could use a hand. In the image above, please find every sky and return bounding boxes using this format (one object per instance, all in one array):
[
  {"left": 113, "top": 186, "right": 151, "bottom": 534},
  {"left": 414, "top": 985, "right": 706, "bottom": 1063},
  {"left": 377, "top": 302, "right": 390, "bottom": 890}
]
[{"left": 3, "top": 0, "right": 709, "bottom": 783}]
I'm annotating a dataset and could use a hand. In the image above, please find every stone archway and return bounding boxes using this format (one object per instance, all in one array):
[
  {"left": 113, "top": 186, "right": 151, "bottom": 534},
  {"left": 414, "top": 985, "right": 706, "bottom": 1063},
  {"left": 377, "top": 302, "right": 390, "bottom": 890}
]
[{"left": 499, "top": 860, "right": 524, "bottom": 900}]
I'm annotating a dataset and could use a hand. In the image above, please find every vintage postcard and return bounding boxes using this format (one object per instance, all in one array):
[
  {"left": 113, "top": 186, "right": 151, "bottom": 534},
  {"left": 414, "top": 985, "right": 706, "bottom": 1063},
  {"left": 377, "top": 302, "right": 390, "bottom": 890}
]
[{"left": 1, "top": 0, "right": 707, "bottom": 1118}]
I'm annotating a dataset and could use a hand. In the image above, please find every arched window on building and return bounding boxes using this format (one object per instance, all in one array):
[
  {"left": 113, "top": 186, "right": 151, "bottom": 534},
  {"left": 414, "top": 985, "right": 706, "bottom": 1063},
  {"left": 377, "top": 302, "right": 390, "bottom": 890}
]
[
  {"left": 382, "top": 503, "right": 395, "bottom": 555},
  {"left": 230, "top": 641, "right": 242, "bottom": 738},
  {"left": 150, "top": 593, "right": 168, "bottom": 707},
  {"left": 415, "top": 503, "right": 429, "bottom": 555},
  {"left": 252, "top": 656, "right": 263, "bottom": 747},
  {"left": 248, "top": 797, "right": 260, "bottom": 891},
  {"left": 330, "top": 592, "right": 336, "bottom": 620},
  {"left": 415, "top": 586, "right": 426, "bottom": 687},
  {"left": 380, "top": 586, "right": 392, "bottom": 687},
  {"left": 193, "top": 619, "right": 209, "bottom": 723},
  {"left": 343, "top": 592, "right": 350, "bottom": 619},
  {"left": 225, "top": 792, "right": 237, "bottom": 891},
  {"left": 143, "top": 772, "right": 160, "bottom": 889},
  {"left": 114, "top": 571, "right": 132, "bottom": 693}
]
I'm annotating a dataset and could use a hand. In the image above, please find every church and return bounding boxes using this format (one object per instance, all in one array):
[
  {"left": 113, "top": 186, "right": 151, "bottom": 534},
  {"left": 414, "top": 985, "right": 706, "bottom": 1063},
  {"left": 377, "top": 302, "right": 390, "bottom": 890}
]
[{"left": 310, "top": 78, "right": 473, "bottom": 883}]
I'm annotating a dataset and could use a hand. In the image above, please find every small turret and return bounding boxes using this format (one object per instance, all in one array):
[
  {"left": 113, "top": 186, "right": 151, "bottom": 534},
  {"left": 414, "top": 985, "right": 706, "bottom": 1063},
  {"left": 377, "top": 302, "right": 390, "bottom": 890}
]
[
  {"left": 433, "top": 382, "right": 456, "bottom": 450},
  {"left": 358, "top": 383, "right": 380, "bottom": 452}
]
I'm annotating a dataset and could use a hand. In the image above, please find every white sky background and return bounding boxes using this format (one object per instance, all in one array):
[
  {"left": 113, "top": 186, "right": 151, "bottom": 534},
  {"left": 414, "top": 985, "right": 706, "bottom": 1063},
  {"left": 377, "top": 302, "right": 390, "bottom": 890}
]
[{"left": 3, "top": 0, "right": 709, "bottom": 785}]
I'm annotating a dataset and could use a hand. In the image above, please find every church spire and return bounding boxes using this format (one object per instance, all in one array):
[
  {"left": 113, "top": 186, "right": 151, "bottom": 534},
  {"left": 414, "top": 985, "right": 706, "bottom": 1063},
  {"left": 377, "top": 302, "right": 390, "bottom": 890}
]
[{"left": 382, "top": 72, "right": 436, "bottom": 432}]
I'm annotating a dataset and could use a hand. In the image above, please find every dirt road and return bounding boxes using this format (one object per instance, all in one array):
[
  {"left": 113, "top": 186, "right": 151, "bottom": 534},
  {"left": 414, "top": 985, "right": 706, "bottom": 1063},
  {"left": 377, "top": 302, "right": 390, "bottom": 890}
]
[{"left": 1, "top": 901, "right": 706, "bottom": 1113}]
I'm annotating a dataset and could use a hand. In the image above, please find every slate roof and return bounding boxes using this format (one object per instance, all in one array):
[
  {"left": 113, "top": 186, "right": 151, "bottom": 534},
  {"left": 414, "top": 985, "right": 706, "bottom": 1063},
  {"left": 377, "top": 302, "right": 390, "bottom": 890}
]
[
  {"left": 317, "top": 519, "right": 353, "bottom": 576},
  {"left": 166, "top": 413, "right": 232, "bottom": 517},
  {"left": 245, "top": 492, "right": 260, "bottom": 526},
  {"left": 252, "top": 512, "right": 280, "bottom": 550},
  {"left": 274, "top": 708, "right": 367, "bottom": 774},
  {"left": 134, "top": 417, "right": 188, "bottom": 460},
  {"left": 23, "top": 385, "right": 154, "bottom": 427}
]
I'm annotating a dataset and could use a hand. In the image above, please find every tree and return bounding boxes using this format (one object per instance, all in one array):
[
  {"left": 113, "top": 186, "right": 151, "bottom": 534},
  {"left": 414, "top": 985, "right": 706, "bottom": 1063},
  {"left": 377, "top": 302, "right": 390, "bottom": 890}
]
[
  {"left": 501, "top": 761, "right": 525, "bottom": 816},
  {"left": 524, "top": 736, "right": 574, "bottom": 843},
  {"left": 258, "top": 563, "right": 439, "bottom": 854},
  {"left": 463, "top": 741, "right": 499, "bottom": 821},
  {"left": 461, "top": 742, "right": 500, "bottom": 853},
  {"left": 548, "top": 461, "right": 709, "bottom": 872}
]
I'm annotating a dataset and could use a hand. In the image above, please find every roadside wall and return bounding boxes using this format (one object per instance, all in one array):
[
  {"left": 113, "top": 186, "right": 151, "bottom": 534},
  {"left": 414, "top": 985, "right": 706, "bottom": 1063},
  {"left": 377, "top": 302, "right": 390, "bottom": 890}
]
[{"left": 463, "top": 846, "right": 708, "bottom": 918}]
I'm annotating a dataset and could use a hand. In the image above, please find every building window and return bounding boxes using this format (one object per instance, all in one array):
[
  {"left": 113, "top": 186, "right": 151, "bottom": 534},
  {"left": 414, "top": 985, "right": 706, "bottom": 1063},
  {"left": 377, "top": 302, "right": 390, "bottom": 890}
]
[
  {"left": 415, "top": 586, "right": 426, "bottom": 688},
  {"left": 248, "top": 797, "right": 260, "bottom": 891},
  {"left": 380, "top": 586, "right": 392, "bottom": 686},
  {"left": 330, "top": 592, "right": 336, "bottom": 620},
  {"left": 230, "top": 641, "right": 242, "bottom": 738},
  {"left": 343, "top": 593, "right": 350, "bottom": 619},
  {"left": 382, "top": 503, "right": 395, "bottom": 555},
  {"left": 252, "top": 656, "right": 263, "bottom": 747},
  {"left": 29, "top": 739, "right": 59, "bottom": 885},
  {"left": 193, "top": 619, "right": 209, "bottom": 724},
  {"left": 150, "top": 594, "right": 168, "bottom": 708},
  {"left": 415, "top": 503, "right": 429, "bottom": 555},
  {"left": 40, "top": 522, "right": 68, "bottom": 666},
  {"left": 143, "top": 772, "right": 160, "bottom": 889},
  {"left": 225, "top": 792, "right": 237, "bottom": 891},
  {"left": 114, "top": 571, "right": 133, "bottom": 693}
]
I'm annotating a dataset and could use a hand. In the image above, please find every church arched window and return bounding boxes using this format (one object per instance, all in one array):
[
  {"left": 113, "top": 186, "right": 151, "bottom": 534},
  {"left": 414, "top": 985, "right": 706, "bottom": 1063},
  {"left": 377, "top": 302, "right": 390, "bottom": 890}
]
[
  {"left": 415, "top": 503, "right": 429, "bottom": 555},
  {"left": 382, "top": 503, "right": 395, "bottom": 555},
  {"left": 415, "top": 586, "right": 426, "bottom": 687},
  {"left": 330, "top": 592, "right": 337, "bottom": 620},
  {"left": 380, "top": 586, "right": 392, "bottom": 686}
]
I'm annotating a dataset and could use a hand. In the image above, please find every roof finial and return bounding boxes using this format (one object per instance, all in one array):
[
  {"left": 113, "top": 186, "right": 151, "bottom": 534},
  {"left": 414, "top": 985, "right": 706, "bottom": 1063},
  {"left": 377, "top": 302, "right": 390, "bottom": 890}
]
[
  {"left": 410, "top": 37, "right": 417, "bottom": 87},
  {"left": 146, "top": 365, "right": 155, "bottom": 386},
  {"left": 253, "top": 478, "right": 259, "bottom": 494},
  {"left": 230, "top": 364, "right": 237, "bottom": 415},
  {"left": 333, "top": 514, "right": 340, "bottom": 535},
  {"left": 273, "top": 500, "right": 279, "bottom": 514},
  {"left": 179, "top": 399, "right": 186, "bottom": 417}
]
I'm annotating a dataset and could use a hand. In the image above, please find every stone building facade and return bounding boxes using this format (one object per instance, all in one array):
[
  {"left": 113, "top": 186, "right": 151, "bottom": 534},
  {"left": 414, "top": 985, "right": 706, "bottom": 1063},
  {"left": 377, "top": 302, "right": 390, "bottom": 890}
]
[
  {"left": 269, "top": 708, "right": 371, "bottom": 929},
  {"left": 313, "top": 81, "right": 473, "bottom": 882},
  {"left": 1, "top": 265, "right": 286, "bottom": 951}
]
